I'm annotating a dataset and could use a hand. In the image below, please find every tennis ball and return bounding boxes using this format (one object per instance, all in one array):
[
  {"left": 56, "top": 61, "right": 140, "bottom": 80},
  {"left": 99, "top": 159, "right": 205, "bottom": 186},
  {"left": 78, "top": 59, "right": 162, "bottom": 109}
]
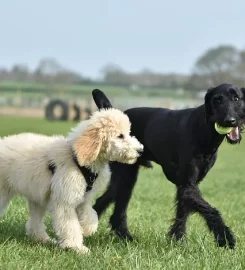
[{"left": 214, "top": 123, "right": 233, "bottom": 135}]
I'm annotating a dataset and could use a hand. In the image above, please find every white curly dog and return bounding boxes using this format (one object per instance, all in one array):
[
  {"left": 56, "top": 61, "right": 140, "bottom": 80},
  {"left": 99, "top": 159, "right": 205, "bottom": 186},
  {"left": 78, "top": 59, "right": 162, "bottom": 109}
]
[{"left": 0, "top": 103, "right": 143, "bottom": 254}]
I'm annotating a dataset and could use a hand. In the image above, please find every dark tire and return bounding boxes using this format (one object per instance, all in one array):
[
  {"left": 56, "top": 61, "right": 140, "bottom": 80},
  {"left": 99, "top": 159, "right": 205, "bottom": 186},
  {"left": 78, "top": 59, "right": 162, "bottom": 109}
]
[
  {"left": 84, "top": 107, "right": 91, "bottom": 120},
  {"left": 73, "top": 103, "right": 81, "bottom": 121},
  {"left": 45, "top": 99, "right": 69, "bottom": 121}
]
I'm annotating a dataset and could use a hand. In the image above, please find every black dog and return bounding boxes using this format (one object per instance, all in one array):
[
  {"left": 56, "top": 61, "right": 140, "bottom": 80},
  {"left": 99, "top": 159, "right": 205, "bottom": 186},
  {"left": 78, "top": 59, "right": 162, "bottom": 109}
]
[{"left": 93, "top": 84, "right": 245, "bottom": 249}]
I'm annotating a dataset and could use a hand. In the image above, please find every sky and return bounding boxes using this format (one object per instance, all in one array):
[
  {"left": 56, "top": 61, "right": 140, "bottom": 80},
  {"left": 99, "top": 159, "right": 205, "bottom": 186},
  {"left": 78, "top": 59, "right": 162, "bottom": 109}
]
[{"left": 0, "top": 0, "right": 245, "bottom": 79}]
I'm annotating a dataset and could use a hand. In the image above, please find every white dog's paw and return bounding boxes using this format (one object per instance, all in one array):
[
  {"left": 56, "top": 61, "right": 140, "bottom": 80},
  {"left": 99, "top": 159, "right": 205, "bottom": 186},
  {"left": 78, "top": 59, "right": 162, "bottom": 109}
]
[
  {"left": 25, "top": 221, "right": 52, "bottom": 243},
  {"left": 26, "top": 229, "right": 51, "bottom": 243},
  {"left": 28, "top": 234, "right": 53, "bottom": 243},
  {"left": 77, "top": 246, "right": 90, "bottom": 254},
  {"left": 83, "top": 222, "right": 98, "bottom": 237},
  {"left": 59, "top": 241, "right": 90, "bottom": 254},
  {"left": 78, "top": 208, "right": 98, "bottom": 237}
]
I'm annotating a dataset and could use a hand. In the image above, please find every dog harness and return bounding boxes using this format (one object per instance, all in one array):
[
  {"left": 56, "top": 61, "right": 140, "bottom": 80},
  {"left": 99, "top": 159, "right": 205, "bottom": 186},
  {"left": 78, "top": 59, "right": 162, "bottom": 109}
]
[{"left": 48, "top": 152, "right": 98, "bottom": 192}]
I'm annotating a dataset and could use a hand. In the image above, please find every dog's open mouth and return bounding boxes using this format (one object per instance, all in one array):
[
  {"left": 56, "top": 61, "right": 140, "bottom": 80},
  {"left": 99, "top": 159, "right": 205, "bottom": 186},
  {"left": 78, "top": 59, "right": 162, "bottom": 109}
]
[
  {"left": 215, "top": 123, "right": 241, "bottom": 144},
  {"left": 226, "top": 126, "right": 240, "bottom": 142}
]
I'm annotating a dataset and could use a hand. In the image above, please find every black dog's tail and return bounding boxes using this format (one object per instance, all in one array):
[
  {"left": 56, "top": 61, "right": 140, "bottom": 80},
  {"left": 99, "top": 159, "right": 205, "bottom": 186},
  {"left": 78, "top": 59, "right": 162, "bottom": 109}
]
[
  {"left": 92, "top": 89, "right": 113, "bottom": 110},
  {"left": 92, "top": 88, "right": 153, "bottom": 169}
]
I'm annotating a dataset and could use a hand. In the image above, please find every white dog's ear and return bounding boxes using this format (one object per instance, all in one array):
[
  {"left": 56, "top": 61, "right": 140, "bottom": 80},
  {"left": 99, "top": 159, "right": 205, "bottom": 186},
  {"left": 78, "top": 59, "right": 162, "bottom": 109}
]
[{"left": 74, "top": 127, "right": 102, "bottom": 166}]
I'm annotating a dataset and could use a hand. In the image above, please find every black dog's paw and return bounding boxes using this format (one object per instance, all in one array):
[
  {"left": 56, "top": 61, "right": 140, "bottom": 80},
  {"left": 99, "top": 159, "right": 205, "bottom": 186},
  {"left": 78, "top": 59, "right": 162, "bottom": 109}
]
[
  {"left": 110, "top": 215, "right": 134, "bottom": 241},
  {"left": 112, "top": 228, "right": 134, "bottom": 242},
  {"left": 216, "top": 227, "right": 236, "bottom": 249},
  {"left": 168, "top": 227, "right": 186, "bottom": 241}
]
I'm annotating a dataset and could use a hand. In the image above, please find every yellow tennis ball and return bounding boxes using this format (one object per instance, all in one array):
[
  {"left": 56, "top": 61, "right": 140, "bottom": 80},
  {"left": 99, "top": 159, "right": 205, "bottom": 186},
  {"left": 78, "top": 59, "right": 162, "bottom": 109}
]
[{"left": 214, "top": 123, "right": 233, "bottom": 135}]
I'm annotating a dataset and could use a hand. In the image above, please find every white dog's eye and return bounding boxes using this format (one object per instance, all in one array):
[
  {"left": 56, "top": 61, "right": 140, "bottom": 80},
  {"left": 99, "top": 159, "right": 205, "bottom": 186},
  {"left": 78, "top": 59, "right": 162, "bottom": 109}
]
[{"left": 118, "top": 134, "right": 124, "bottom": 139}]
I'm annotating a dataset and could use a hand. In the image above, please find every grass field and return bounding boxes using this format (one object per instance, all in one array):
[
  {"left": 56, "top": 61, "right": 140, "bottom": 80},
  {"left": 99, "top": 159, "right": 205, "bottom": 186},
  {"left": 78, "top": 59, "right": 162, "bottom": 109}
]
[
  {"left": 0, "top": 80, "right": 194, "bottom": 99},
  {"left": 0, "top": 116, "right": 245, "bottom": 269}
]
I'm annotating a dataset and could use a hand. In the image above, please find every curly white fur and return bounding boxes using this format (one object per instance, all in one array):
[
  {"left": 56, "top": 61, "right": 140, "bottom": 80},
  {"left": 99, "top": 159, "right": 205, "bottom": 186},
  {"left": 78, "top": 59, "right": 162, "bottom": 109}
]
[{"left": 0, "top": 108, "right": 143, "bottom": 254}]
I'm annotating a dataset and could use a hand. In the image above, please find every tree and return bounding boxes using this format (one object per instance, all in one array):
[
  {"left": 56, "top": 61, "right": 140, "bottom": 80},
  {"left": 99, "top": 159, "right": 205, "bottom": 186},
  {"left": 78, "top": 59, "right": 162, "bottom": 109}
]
[
  {"left": 186, "top": 45, "right": 242, "bottom": 90},
  {"left": 34, "top": 58, "right": 83, "bottom": 84},
  {"left": 6, "top": 64, "right": 30, "bottom": 81},
  {"left": 195, "top": 45, "right": 239, "bottom": 74},
  {"left": 195, "top": 45, "right": 240, "bottom": 85},
  {"left": 235, "top": 49, "right": 245, "bottom": 82},
  {"left": 100, "top": 63, "right": 130, "bottom": 85},
  {"left": 35, "top": 58, "right": 64, "bottom": 76}
]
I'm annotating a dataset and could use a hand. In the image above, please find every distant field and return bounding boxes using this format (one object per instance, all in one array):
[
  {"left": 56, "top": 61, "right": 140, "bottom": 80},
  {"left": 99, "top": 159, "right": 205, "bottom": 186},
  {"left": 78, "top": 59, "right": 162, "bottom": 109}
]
[
  {"left": 0, "top": 116, "right": 74, "bottom": 136},
  {"left": 0, "top": 80, "right": 195, "bottom": 99},
  {"left": 0, "top": 81, "right": 200, "bottom": 114},
  {"left": 1, "top": 116, "right": 244, "bottom": 269}
]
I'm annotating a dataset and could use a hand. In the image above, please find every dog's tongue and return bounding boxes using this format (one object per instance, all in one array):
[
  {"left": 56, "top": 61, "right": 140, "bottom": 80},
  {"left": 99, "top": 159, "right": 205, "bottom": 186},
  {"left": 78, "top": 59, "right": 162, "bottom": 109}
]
[{"left": 229, "top": 127, "right": 239, "bottom": 141}]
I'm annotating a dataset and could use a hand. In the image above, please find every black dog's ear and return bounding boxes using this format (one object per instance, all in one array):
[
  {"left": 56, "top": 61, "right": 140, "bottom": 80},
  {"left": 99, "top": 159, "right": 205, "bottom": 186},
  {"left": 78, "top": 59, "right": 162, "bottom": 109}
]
[
  {"left": 204, "top": 87, "right": 214, "bottom": 123},
  {"left": 240, "top": 88, "right": 245, "bottom": 113},
  {"left": 92, "top": 89, "right": 113, "bottom": 110},
  {"left": 241, "top": 87, "right": 245, "bottom": 98}
]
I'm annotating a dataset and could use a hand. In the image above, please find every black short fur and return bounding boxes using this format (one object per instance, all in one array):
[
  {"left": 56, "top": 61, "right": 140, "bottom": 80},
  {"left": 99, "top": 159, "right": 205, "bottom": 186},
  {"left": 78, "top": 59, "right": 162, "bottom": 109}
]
[{"left": 92, "top": 84, "right": 245, "bottom": 249}]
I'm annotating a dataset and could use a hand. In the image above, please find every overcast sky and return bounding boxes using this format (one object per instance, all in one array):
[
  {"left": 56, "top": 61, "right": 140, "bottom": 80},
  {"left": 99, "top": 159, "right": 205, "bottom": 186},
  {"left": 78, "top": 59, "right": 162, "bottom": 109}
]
[{"left": 0, "top": 0, "right": 244, "bottom": 78}]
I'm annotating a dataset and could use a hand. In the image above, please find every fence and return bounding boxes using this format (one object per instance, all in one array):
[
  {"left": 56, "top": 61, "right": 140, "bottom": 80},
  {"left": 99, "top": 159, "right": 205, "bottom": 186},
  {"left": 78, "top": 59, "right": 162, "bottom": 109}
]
[{"left": 0, "top": 87, "right": 203, "bottom": 119}]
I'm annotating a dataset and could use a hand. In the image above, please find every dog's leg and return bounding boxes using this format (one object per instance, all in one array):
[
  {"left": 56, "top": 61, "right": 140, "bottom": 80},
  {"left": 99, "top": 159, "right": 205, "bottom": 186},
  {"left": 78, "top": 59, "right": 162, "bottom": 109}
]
[
  {"left": 77, "top": 203, "right": 98, "bottom": 237},
  {"left": 189, "top": 185, "right": 235, "bottom": 249},
  {"left": 108, "top": 163, "right": 140, "bottom": 241},
  {"left": 168, "top": 186, "right": 191, "bottom": 240},
  {"left": 171, "top": 184, "right": 235, "bottom": 249},
  {"left": 50, "top": 202, "right": 89, "bottom": 254},
  {"left": 0, "top": 186, "right": 13, "bottom": 217},
  {"left": 26, "top": 201, "right": 51, "bottom": 243},
  {"left": 93, "top": 181, "right": 115, "bottom": 218},
  {"left": 93, "top": 162, "right": 125, "bottom": 218}
]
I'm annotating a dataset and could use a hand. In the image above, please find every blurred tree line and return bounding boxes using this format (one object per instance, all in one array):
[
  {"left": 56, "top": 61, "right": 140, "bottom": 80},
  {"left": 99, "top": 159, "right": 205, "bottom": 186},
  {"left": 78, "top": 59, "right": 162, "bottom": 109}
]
[
  {"left": 0, "top": 58, "right": 87, "bottom": 85},
  {"left": 1, "top": 45, "right": 245, "bottom": 91},
  {"left": 186, "top": 45, "right": 245, "bottom": 90}
]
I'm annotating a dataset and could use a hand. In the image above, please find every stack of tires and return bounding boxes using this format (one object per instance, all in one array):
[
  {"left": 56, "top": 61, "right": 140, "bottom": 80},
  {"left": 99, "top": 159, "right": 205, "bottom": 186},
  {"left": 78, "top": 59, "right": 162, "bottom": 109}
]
[{"left": 45, "top": 99, "right": 91, "bottom": 121}]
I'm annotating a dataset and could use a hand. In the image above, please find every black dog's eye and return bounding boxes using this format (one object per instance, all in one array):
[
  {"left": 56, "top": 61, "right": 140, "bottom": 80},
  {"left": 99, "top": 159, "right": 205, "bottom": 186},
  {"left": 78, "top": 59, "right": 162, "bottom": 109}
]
[
  {"left": 233, "top": 96, "right": 239, "bottom": 102},
  {"left": 118, "top": 134, "right": 124, "bottom": 139},
  {"left": 214, "top": 96, "right": 222, "bottom": 103}
]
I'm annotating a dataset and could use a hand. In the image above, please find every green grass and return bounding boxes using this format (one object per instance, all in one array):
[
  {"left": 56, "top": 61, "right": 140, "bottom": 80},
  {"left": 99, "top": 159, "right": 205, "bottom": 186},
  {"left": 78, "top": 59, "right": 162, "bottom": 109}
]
[
  {"left": 0, "top": 80, "right": 194, "bottom": 99},
  {"left": 0, "top": 116, "right": 245, "bottom": 269}
]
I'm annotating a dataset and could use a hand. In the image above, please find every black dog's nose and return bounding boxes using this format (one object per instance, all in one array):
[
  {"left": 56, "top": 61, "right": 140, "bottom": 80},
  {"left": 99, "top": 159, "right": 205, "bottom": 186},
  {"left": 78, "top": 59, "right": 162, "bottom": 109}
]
[{"left": 224, "top": 117, "right": 236, "bottom": 126}]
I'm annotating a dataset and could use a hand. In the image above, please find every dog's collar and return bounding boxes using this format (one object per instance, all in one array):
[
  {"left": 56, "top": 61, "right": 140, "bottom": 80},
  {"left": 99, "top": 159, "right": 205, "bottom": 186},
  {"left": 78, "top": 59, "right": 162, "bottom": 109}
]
[{"left": 71, "top": 152, "right": 98, "bottom": 192}]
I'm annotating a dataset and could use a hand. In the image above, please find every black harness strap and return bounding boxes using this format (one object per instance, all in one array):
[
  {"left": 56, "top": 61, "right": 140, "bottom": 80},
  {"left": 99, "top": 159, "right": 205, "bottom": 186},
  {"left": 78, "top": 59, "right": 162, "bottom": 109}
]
[
  {"left": 48, "top": 163, "right": 56, "bottom": 175},
  {"left": 72, "top": 153, "right": 98, "bottom": 192},
  {"left": 48, "top": 154, "right": 98, "bottom": 192}
]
